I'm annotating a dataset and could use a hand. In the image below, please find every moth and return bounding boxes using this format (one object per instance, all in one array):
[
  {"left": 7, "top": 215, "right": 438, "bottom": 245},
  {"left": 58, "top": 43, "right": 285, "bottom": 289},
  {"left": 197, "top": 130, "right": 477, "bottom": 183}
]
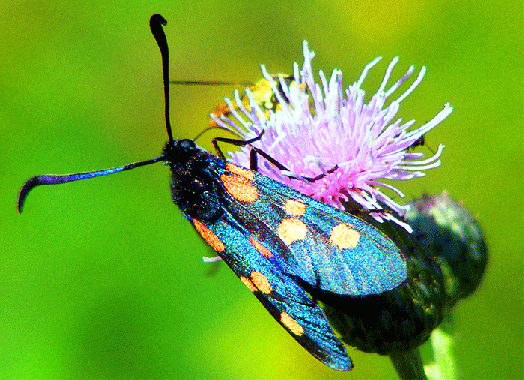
[{"left": 18, "top": 14, "right": 407, "bottom": 371}]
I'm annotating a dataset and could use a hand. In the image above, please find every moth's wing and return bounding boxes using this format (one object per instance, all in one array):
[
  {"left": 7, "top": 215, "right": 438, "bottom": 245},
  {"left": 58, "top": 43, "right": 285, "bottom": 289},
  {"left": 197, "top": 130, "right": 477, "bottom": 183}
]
[
  {"left": 257, "top": 173, "right": 407, "bottom": 295},
  {"left": 190, "top": 215, "right": 353, "bottom": 371},
  {"left": 220, "top": 165, "right": 407, "bottom": 296}
]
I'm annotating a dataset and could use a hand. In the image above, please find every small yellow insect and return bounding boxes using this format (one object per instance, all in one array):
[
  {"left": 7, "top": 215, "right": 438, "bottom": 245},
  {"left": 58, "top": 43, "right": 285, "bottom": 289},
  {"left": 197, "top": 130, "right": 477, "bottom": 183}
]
[{"left": 209, "top": 74, "right": 296, "bottom": 127}]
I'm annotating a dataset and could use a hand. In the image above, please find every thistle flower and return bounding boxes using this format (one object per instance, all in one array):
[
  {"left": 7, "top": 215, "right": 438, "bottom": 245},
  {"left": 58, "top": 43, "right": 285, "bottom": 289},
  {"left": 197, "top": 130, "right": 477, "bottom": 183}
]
[{"left": 212, "top": 41, "right": 452, "bottom": 229}]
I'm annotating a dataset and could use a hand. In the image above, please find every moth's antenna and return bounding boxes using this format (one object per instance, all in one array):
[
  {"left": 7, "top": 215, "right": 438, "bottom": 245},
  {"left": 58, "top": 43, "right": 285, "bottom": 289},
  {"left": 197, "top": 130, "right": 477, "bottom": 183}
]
[
  {"left": 17, "top": 157, "right": 163, "bottom": 213},
  {"left": 17, "top": 16, "right": 172, "bottom": 213},
  {"left": 150, "top": 14, "right": 173, "bottom": 145}
]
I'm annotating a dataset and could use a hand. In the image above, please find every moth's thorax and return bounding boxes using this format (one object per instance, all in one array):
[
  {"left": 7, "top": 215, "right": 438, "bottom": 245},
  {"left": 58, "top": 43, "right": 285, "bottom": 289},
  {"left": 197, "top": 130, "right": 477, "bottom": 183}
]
[{"left": 163, "top": 139, "right": 222, "bottom": 221}]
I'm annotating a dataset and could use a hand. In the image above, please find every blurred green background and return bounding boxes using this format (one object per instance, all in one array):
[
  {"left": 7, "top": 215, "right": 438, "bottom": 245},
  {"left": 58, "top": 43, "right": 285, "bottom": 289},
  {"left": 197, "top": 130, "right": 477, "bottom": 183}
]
[{"left": 1, "top": 1, "right": 522, "bottom": 379}]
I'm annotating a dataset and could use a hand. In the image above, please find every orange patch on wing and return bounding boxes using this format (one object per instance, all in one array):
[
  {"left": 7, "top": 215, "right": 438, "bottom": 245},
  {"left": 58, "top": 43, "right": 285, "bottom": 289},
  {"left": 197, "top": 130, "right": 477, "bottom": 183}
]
[
  {"left": 250, "top": 272, "right": 272, "bottom": 294},
  {"left": 277, "top": 218, "right": 307, "bottom": 245},
  {"left": 193, "top": 219, "right": 225, "bottom": 252},
  {"left": 226, "top": 163, "right": 255, "bottom": 181},
  {"left": 329, "top": 223, "right": 360, "bottom": 249},
  {"left": 240, "top": 276, "right": 257, "bottom": 293},
  {"left": 249, "top": 236, "right": 273, "bottom": 258},
  {"left": 284, "top": 199, "right": 306, "bottom": 216},
  {"left": 280, "top": 312, "right": 304, "bottom": 336},
  {"left": 221, "top": 174, "right": 259, "bottom": 203}
]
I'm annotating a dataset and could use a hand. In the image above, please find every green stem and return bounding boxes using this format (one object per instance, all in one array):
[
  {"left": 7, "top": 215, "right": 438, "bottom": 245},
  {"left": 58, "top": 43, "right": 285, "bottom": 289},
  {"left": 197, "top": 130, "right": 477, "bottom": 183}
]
[{"left": 424, "top": 324, "right": 458, "bottom": 380}]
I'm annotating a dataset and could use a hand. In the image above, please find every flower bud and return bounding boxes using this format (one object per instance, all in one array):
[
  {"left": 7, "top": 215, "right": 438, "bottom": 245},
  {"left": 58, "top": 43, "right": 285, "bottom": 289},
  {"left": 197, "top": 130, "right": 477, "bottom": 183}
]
[{"left": 405, "top": 192, "right": 488, "bottom": 306}]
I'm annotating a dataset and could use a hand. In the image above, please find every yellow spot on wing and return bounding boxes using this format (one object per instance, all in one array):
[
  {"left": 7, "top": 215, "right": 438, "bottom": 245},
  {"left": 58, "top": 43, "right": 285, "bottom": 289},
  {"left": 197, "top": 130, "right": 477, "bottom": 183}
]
[
  {"left": 225, "top": 163, "right": 255, "bottom": 181},
  {"left": 250, "top": 272, "right": 272, "bottom": 294},
  {"left": 284, "top": 199, "right": 306, "bottom": 216},
  {"left": 221, "top": 174, "right": 259, "bottom": 203},
  {"left": 330, "top": 223, "right": 360, "bottom": 249},
  {"left": 248, "top": 236, "right": 273, "bottom": 258},
  {"left": 277, "top": 218, "right": 307, "bottom": 245},
  {"left": 240, "top": 276, "right": 257, "bottom": 293},
  {"left": 280, "top": 312, "right": 304, "bottom": 336},
  {"left": 193, "top": 219, "right": 225, "bottom": 252}
]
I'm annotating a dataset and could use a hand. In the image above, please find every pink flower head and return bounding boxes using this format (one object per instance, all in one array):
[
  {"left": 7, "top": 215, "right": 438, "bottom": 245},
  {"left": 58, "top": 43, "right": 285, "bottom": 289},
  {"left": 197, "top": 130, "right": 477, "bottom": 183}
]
[{"left": 212, "top": 41, "right": 452, "bottom": 229}]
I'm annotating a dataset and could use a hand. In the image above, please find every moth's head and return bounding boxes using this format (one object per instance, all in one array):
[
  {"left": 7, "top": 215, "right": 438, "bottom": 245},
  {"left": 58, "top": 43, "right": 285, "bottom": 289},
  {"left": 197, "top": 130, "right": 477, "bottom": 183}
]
[{"left": 162, "top": 139, "right": 203, "bottom": 164}]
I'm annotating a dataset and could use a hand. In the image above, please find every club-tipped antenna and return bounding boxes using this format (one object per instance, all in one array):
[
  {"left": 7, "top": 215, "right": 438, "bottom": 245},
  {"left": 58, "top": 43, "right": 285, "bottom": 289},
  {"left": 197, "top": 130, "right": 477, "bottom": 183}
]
[
  {"left": 17, "top": 15, "right": 174, "bottom": 213},
  {"left": 17, "top": 157, "right": 163, "bottom": 213},
  {"left": 150, "top": 14, "right": 173, "bottom": 145}
]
